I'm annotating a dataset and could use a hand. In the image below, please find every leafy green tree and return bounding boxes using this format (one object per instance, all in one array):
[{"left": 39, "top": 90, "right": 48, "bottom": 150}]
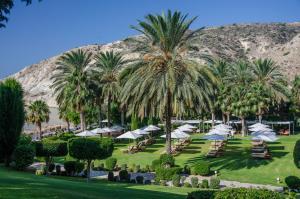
[
  {"left": 0, "top": 78, "right": 25, "bottom": 166},
  {"left": 68, "top": 137, "right": 114, "bottom": 181},
  {"left": 120, "top": 10, "right": 213, "bottom": 154},
  {"left": 93, "top": 51, "right": 127, "bottom": 127},
  {"left": 26, "top": 100, "right": 50, "bottom": 139},
  {"left": 290, "top": 76, "right": 300, "bottom": 122},
  {"left": 51, "top": 49, "right": 93, "bottom": 130}
]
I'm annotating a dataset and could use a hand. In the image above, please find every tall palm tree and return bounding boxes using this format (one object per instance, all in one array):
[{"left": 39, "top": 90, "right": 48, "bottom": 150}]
[
  {"left": 26, "top": 100, "right": 50, "bottom": 139},
  {"left": 93, "top": 51, "right": 127, "bottom": 127},
  {"left": 51, "top": 49, "right": 93, "bottom": 131},
  {"left": 290, "top": 76, "right": 300, "bottom": 116},
  {"left": 120, "top": 10, "right": 213, "bottom": 154},
  {"left": 252, "top": 58, "right": 288, "bottom": 122}
]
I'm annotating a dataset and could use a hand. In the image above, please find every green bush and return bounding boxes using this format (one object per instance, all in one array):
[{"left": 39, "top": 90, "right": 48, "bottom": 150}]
[
  {"left": 35, "top": 139, "right": 68, "bottom": 158},
  {"left": 13, "top": 144, "right": 35, "bottom": 170},
  {"left": 145, "top": 164, "right": 150, "bottom": 172},
  {"left": 191, "top": 161, "right": 210, "bottom": 176},
  {"left": 160, "top": 180, "right": 167, "bottom": 186},
  {"left": 184, "top": 182, "right": 192, "bottom": 188},
  {"left": 58, "top": 132, "right": 75, "bottom": 141},
  {"left": 119, "top": 170, "right": 129, "bottom": 182},
  {"left": 136, "top": 176, "right": 144, "bottom": 184},
  {"left": 214, "top": 188, "right": 284, "bottom": 199},
  {"left": 75, "top": 162, "right": 84, "bottom": 173},
  {"left": 155, "top": 167, "right": 182, "bottom": 181},
  {"left": 159, "top": 154, "right": 175, "bottom": 167},
  {"left": 55, "top": 165, "right": 61, "bottom": 175},
  {"left": 285, "top": 176, "right": 300, "bottom": 189},
  {"left": 121, "top": 164, "right": 127, "bottom": 170},
  {"left": 105, "top": 157, "right": 117, "bottom": 171},
  {"left": 172, "top": 174, "right": 181, "bottom": 187},
  {"left": 201, "top": 179, "right": 209, "bottom": 189},
  {"left": 48, "top": 163, "right": 55, "bottom": 172},
  {"left": 151, "top": 159, "right": 161, "bottom": 171},
  {"left": 191, "top": 177, "right": 199, "bottom": 188},
  {"left": 186, "top": 190, "right": 216, "bottom": 199},
  {"left": 64, "top": 161, "right": 77, "bottom": 176},
  {"left": 107, "top": 171, "right": 114, "bottom": 181},
  {"left": 183, "top": 165, "right": 191, "bottom": 174},
  {"left": 18, "top": 134, "right": 32, "bottom": 146},
  {"left": 209, "top": 177, "right": 220, "bottom": 189},
  {"left": 293, "top": 140, "right": 300, "bottom": 168}
]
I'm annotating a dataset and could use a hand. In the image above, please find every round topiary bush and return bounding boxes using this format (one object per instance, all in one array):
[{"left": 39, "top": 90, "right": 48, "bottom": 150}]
[
  {"left": 13, "top": 144, "right": 35, "bottom": 170},
  {"left": 48, "top": 163, "right": 55, "bottom": 173},
  {"left": 285, "top": 176, "right": 300, "bottom": 189},
  {"left": 191, "top": 177, "right": 199, "bottom": 188},
  {"left": 64, "top": 161, "right": 77, "bottom": 176},
  {"left": 55, "top": 165, "right": 61, "bottom": 175},
  {"left": 151, "top": 159, "right": 161, "bottom": 171},
  {"left": 172, "top": 174, "right": 181, "bottom": 187},
  {"left": 191, "top": 161, "right": 210, "bottom": 176},
  {"left": 107, "top": 171, "right": 114, "bottom": 181},
  {"left": 184, "top": 182, "right": 192, "bottom": 188},
  {"left": 201, "top": 179, "right": 209, "bottom": 189},
  {"left": 105, "top": 157, "right": 117, "bottom": 171},
  {"left": 75, "top": 162, "right": 84, "bottom": 174},
  {"left": 119, "top": 170, "right": 129, "bottom": 182},
  {"left": 159, "top": 154, "right": 175, "bottom": 167},
  {"left": 210, "top": 177, "right": 220, "bottom": 189}
]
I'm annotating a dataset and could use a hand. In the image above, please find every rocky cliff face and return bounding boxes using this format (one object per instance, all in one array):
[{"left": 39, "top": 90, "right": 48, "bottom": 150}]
[{"left": 10, "top": 22, "right": 300, "bottom": 107}]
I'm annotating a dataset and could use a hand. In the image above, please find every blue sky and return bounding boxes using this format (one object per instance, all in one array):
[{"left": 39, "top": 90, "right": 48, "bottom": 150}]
[{"left": 1, "top": 0, "right": 300, "bottom": 78}]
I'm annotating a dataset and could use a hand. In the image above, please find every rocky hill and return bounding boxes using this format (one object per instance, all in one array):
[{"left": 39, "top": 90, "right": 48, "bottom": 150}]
[{"left": 10, "top": 22, "right": 300, "bottom": 107}]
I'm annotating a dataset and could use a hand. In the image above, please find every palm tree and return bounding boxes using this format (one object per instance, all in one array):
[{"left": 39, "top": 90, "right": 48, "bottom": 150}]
[
  {"left": 93, "top": 51, "right": 127, "bottom": 127},
  {"left": 252, "top": 58, "right": 288, "bottom": 122},
  {"left": 26, "top": 100, "right": 50, "bottom": 139},
  {"left": 120, "top": 10, "right": 213, "bottom": 154},
  {"left": 51, "top": 49, "right": 93, "bottom": 131},
  {"left": 290, "top": 76, "right": 300, "bottom": 116}
]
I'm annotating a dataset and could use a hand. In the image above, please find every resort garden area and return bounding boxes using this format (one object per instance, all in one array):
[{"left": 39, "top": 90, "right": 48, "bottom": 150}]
[{"left": 1, "top": 10, "right": 300, "bottom": 199}]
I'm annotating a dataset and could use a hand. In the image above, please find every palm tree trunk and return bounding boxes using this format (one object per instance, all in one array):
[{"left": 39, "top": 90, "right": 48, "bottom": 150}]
[
  {"left": 38, "top": 122, "right": 42, "bottom": 139},
  {"left": 66, "top": 119, "right": 70, "bottom": 132},
  {"left": 107, "top": 94, "right": 111, "bottom": 127},
  {"left": 80, "top": 111, "right": 86, "bottom": 131},
  {"left": 165, "top": 91, "right": 172, "bottom": 155},
  {"left": 222, "top": 113, "right": 226, "bottom": 124},
  {"left": 211, "top": 112, "right": 215, "bottom": 127},
  {"left": 241, "top": 117, "right": 247, "bottom": 137},
  {"left": 121, "top": 109, "right": 125, "bottom": 127},
  {"left": 98, "top": 104, "right": 102, "bottom": 128},
  {"left": 226, "top": 113, "right": 230, "bottom": 124}
]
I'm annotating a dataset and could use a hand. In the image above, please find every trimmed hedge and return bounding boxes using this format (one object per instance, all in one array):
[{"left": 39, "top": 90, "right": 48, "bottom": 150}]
[
  {"left": 293, "top": 140, "right": 300, "bottom": 168},
  {"left": 119, "top": 170, "right": 129, "bottom": 182},
  {"left": 285, "top": 176, "right": 300, "bottom": 189},
  {"left": 209, "top": 177, "right": 220, "bottom": 189},
  {"left": 35, "top": 139, "right": 68, "bottom": 158},
  {"left": 13, "top": 144, "right": 35, "bottom": 170},
  {"left": 187, "top": 188, "right": 283, "bottom": 199},
  {"left": 159, "top": 154, "right": 175, "bottom": 167},
  {"left": 155, "top": 167, "right": 182, "bottom": 181},
  {"left": 172, "top": 174, "right": 181, "bottom": 187},
  {"left": 191, "top": 161, "right": 210, "bottom": 176}
]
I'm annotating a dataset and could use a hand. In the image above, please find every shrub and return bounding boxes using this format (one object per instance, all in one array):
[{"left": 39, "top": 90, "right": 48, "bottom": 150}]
[
  {"left": 285, "top": 176, "right": 300, "bottom": 189},
  {"left": 191, "top": 177, "right": 199, "bottom": 188},
  {"left": 159, "top": 154, "right": 175, "bottom": 167},
  {"left": 183, "top": 165, "right": 191, "bottom": 174},
  {"left": 13, "top": 144, "right": 34, "bottom": 170},
  {"left": 184, "top": 182, "right": 192, "bottom": 188},
  {"left": 58, "top": 132, "right": 75, "bottom": 141},
  {"left": 121, "top": 164, "right": 127, "bottom": 170},
  {"left": 119, "top": 170, "right": 129, "bottom": 182},
  {"left": 134, "top": 165, "right": 140, "bottom": 173},
  {"left": 293, "top": 140, "right": 300, "bottom": 168},
  {"left": 186, "top": 190, "right": 216, "bottom": 199},
  {"left": 55, "top": 165, "right": 61, "bottom": 175},
  {"left": 160, "top": 180, "right": 167, "bottom": 186},
  {"left": 64, "top": 161, "right": 77, "bottom": 176},
  {"left": 209, "top": 177, "right": 220, "bottom": 189},
  {"left": 105, "top": 157, "right": 117, "bottom": 171},
  {"left": 145, "top": 165, "right": 150, "bottom": 172},
  {"left": 107, "top": 171, "right": 114, "bottom": 181},
  {"left": 201, "top": 179, "right": 209, "bottom": 189},
  {"left": 136, "top": 176, "right": 144, "bottom": 184},
  {"left": 172, "top": 174, "right": 181, "bottom": 187},
  {"left": 48, "top": 163, "right": 55, "bottom": 173},
  {"left": 151, "top": 159, "right": 161, "bottom": 171},
  {"left": 191, "top": 161, "right": 210, "bottom": 176},
  {"left": 155, "top": 167, "right": 182, "bottom": 181},
  {"left": 75, "top": 162, "right": 84, "bottom": 173},
  {"left": 214, "top": 188, "right": 284, "bottom": 199}
]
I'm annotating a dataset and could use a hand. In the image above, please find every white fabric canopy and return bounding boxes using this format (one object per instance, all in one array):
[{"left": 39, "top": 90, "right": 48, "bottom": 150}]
[
  {"left": 249, "top": 126, "right": 273, "bottom": 132},
  {"left": 250, "top": 131, "right": 276, "bottom": 137},
  {"left": 252, "top": 134, "right": 278, "bottom": 142},
  {"left": 132, "top": 129, "right": 149, "bottom": 135},
  {"left": 203, "top": 134, "right": 226, "bottom": 140},
  {"left": 178, "top": 124, "right": 197, "bottom": 129},
  {"left": 214, "top": 124, "right": 232, "bottom": 129},
  {"left": 91, "top": 128, "right": 105, "bottom": 134},
  {"left": 143, "top": 125, "right": 160, "bottom": 131},
  {"left": 249, "top": 123, "right": 270, "bottom": 128},
  {"left": 160, "top": 130, "right": 190, "bottom": 139},
  {"left": 203, "top": 120, "right": 223, "bottom": 124},
  {"left": 75, "top": 130, "right": 97, "bottom": 137},
  {"left": 206, "top": 129, "right": 230, "bottom": 136},
  {"left": 117, "top": 131, "right": 142, "bottom": 139},
  {"left": 178, "top": 126, "right": 194, "bottom": 132}
]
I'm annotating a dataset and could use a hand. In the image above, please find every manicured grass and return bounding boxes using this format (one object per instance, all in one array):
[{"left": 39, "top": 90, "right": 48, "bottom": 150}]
[
  {"left": 94, "top": 133, "right": 300, "bottom": 185},
  {"left": 0, "top": 166, "right": 194, "bottom": 199}
]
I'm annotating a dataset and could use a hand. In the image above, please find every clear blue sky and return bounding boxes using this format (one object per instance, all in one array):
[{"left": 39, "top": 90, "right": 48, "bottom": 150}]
[{"left": 1, "top": 0, "right": 300, "bottom": 78}]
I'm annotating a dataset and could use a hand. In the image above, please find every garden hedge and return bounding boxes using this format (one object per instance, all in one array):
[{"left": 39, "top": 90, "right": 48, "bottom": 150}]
[
  {"left": 191, "top": 161, "right": 210, "bottom": 176},
  {"left": 155, "top": 167, "right": 182, "bottom": 181},
  {"left": 293, "top": 139, "right": 300, "bottom": 168}
]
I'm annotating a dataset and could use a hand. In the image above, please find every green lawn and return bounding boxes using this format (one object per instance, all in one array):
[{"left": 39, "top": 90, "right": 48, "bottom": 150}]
[
  {"left": 0, "top": 166, "right": 194, "bottom": 199},
  {"left": 92, "top": 133, "right": 300, "bottom": 186}
]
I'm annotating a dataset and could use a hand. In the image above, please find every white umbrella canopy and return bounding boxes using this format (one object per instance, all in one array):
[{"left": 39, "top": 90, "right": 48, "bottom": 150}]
[
  {"left": 214, "top": 124, "right": 232, "bottom": 129},
  {"left": 203, "top": 134, "right": 226, "bottom": 140},
  {"left": 249, "top": 123, "right": 270, "bottom": 128},
  {"left": 143, "top": 125, "right": 161, "bottom": 131},
  {"left": 206, "top": 129, "right": 230, "bottom": 136},
  {"left": 250, "top": 131, "right": 276, "bottom": 137},
  {"left": 179, "top": 124, "right": 197, "bottom": 129},
  {"left": 101, "top": 119, "right": 109, "bottom": 123},
  {"left": 132, "top": 129, "right": 149, "bottom": 135},
  {"left": 249, "top": 126, "right": 273, "bottom": 132},
  {"left": 252, "top": 134, "right": 279, "bottom": 142},
  {"left": 117, "top": 131, "right": 142, "bottom": 139},
  {"left": 178, "top": 126, "right": 194, "bottom": 132},
  {"left": 91, "top": 128, "right": 105, "bottom": 134},
  {"left": 76, "top": 130, "right": 97, "bottom": 137},
  {"left": 203, "top": 120, "right": 223, "bottom": 124},
  {"left": 160, "top": 130, "right": 190, "bottom": 139}
]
